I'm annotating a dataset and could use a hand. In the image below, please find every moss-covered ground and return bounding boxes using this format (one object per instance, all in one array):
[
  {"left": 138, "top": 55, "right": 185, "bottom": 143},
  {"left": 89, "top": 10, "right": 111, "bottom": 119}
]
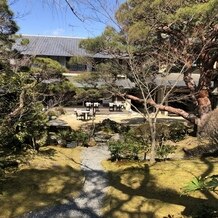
[
  {"left": 0, "top": 146, "right": 83, "bottom": 218},
  {"left": 102, "top": 137, "right": 218, "bottom": 218}
]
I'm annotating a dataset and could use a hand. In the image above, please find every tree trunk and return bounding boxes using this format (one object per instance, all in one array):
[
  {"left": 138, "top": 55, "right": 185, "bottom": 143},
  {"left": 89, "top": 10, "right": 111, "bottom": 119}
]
[
  {"left": 124, "top": 94, "right": 196, "bottom": 123},
  {"left": 149, "top": 119, "right": 157, "bottom": 164},
  {"left": 197, "top": 89, "right": 212, "bottom": 117},
  {"left": 197, "top": 67, "right": 212, "bottom": 116}
]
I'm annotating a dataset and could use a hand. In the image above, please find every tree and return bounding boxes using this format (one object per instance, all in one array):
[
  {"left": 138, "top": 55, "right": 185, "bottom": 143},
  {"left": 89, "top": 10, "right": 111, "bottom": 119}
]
[
  {"left": 116, "top": 0, "right": 218, "bottom": 121},
  {"left": 31, "top": 57, "right": 76, "bottom": 108},
  {"left": 0, "top": 2, "right": 77, "bottom": 152},
  {"left": 80, "top": 0, "right": 218, "bottom": 162},
  {"left": 0, "top": 0, "right": 18, "bottom": 72}
]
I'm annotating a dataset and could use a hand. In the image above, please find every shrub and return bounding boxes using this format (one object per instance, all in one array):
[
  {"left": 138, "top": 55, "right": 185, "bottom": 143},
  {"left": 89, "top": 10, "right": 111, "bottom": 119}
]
[
  {"left": 134, "top": 121, "right": 188, "bottom": 143},
  {"left": 168, "top": 121, "right": 188, "bottom": 142},
  {"left": 95, "top": 119, "right": 130, "bottom": 134},
  {"left": 57, "top": 129, "right": 74, "bottom": 140},
  {"left": 108, "top": 140, "right": 125, "bottom": 161},
  {"left": 72, "top": 130, "right": 89, "bottom": 146},
  {"left": 156, "top": 144, "right": 176, "bottom": 160},
  {"left": 182, "top": 175, "right": 218, "bottom": 194},
  {"left": 108, "top": 121, "right": 188, "bottom": 162},
  {"left": 108, "top": 131, "right": 146, "bottom": 161}
]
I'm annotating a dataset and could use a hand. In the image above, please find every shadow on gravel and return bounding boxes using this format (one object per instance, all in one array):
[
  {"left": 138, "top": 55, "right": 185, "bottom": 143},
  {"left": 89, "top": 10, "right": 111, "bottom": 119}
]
[{"left": 19, "top": 167, "right": 108, "bottom": 218}]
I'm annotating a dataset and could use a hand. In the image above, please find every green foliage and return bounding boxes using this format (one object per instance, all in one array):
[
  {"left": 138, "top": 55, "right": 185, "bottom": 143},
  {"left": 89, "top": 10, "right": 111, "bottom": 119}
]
[
  {"left": 0, "top": 0, "right": 18, "bottom": 36},
  {"left": 131, "top": 121, "right": 189, "bottom": 160},
  {"left": 0, "top": 100, "right": 48, "bottom": 151},
  {"left": 46, "top": 109, "right": 61, "bottom": 118},
  {"left": 156, "top": 121, "right": 188, "bottom": 142},
  {"left": 182, "top": 175, "right": 218, "bottom": 216},
  {"left": 96, "top": 61, "right": 129, "bottom": 80},
  {"left": 135, "top": 121, "right": 188, "bottom": 143},
  {"left": 80, "top": 36, "right": 105, "bottom": 54},
  {"left": 80, "top": 26, "right": 127, "bottom": 55},
  {"left": 20, "top": 38, "right": 30, "bottom": 45},
  {"left": 128, "top": 21, "right": 151, "bottom": 43},
  {"left": 0, "top": 2, "right": 75, "bottom": 154},
  {"left": 55, "top": 129, "right": 74, "bottom": 146},
  {"left": 0, "top": 0, "right": 18, "bottom": 72},
  {"left": 75, "top": 88, "right": 102, "bottom": 102},
  {"left": 74, "top": 72, "right": 99, "bottom": 87},
  {"left": 68, "top": 56, "right": 93, "bottom": 66},
  {"left": 108, "top": 140, "right": 125, "bottom": 161},
  {"left": 156, "top": 144, "right": 176, "bottom": 160},
  {"left": 72, "top": 130, "right": 89, "bottom": 146},
  {"left": 175, "top": 1, "right": 218, "bottom": 23},
  {"left": 182, "top": 175, "right": 218, "bottom": 194},
  {"left": 107, "top": 120, "right": 185, "bottom": 162},
  {"left": 32, "top": 57, "right": 67, "bottom": 77},
  {"left": 30, "top": 58, "right": 76, "bottom": 107},
  {"left": 108, "top": 130, "right": 146, "bottom": 161},
  {"left": 108, "top": 140, "right": 143, "bottom": 161}
]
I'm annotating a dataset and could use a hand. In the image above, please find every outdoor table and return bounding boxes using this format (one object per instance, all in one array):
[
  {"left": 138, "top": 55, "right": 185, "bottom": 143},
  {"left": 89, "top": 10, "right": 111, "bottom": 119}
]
[
  {"left": 109, "top": 102, "right": 124, "bottom": 111},
  {"left": 81, "top": 110, "right": 90, "bottom": 120}
]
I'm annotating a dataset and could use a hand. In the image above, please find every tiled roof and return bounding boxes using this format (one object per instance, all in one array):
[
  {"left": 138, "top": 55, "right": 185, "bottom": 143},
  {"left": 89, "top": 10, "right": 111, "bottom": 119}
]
[
  {"left": 13, "top": 35, "right": 111, "bottom": 58},
  {"left": 155, "top": 73, "right": 200, "bottom": 87}
]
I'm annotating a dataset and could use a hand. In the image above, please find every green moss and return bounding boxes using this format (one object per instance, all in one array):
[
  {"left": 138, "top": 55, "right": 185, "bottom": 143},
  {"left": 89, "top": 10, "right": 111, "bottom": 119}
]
[{"left": 0, "top": 146, "right": 83, "bottom": 218}]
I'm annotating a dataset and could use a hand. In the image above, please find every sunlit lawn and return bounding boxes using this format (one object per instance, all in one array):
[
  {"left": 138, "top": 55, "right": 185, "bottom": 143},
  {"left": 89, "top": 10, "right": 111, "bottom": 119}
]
[
  {"left": 102, "top": 158, "right": 218, "bottom": 218},
  {"left": 0, "top": 146, "right": 83, "bottom": 218}
]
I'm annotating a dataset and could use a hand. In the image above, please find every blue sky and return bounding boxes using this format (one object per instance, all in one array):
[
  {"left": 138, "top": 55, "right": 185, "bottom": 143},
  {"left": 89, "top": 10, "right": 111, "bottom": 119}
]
[{"left": 9, "top": 0, "right": 123, "bottom": 38}]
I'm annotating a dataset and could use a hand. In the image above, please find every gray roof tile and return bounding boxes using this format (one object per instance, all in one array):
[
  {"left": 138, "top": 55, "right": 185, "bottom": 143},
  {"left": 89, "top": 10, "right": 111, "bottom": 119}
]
[{"left": 13, "top": 35, "right": 111, "bottom": 58}]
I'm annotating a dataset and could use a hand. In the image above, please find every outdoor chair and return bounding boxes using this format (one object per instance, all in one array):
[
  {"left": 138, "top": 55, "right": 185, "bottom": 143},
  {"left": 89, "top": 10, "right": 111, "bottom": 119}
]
[
  {"left": 85, "top": 102, "right": 92, "bottom": 111},
  {"left": 93, "top": 102, "right": 100, "bottom": 111},
  {"left": 88, "top": 110, "right": 96, "bottom": 120},
  {"left": 116, "top": 103, "right": 124, "bottom": 111},
  {"left": 109, "top": 102, "right": 114, "bottom": 111},
  {"left": 74, "top": 109, "right": 83, "bottom": 120}
]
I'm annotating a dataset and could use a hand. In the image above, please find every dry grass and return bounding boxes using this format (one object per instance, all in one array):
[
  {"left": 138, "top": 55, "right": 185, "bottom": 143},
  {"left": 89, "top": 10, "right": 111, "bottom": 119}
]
[
  {"left": 102, "top": 158, "right": 218, "bottom": 218},
  {"left": 0, "top": 146, "right": 83, "bottom": 218}
]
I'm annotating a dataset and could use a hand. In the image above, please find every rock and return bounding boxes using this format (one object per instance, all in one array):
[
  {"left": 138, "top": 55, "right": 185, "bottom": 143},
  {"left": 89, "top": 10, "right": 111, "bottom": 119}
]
[
  {"left": 66, "top": 141, "right": 77, "bottom": 148},
  {"left": 87, "top": 137, "right": 97, "bottom": 147},
  {"left": 50, "top": 115, "right": 57, "bottom": 120},
  {"left": 57, "top": 139, "right": 67, "bottom": 147},
  {"left": 110, "top": 133, "right": 122, "bottom": 142}
]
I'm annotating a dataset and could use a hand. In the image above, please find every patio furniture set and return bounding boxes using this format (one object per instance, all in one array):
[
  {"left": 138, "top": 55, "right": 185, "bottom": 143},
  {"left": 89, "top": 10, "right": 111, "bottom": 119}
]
[
  {"left": 74, "top": 101, "right": 125, "bottom": 121},
  {"left": 74, "top": 102, "right": 99, "bottom": 121},
  {"left": 74, "top": 109, "right": 95, "bottom": 121},
  {"left": 109, "top": 102, "right": 124, "bottom": 111}
]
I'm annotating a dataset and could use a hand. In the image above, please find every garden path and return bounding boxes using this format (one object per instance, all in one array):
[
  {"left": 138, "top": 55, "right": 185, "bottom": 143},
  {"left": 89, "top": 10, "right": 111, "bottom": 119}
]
[{"left": 21, "top": 145, "right": 110, "bottom": 218}]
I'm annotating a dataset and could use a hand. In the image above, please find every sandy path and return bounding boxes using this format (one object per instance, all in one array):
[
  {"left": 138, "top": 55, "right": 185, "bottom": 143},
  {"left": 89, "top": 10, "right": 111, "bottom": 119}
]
[{"left": 59, "top": 110, "right": 144, "bottom": 130}]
